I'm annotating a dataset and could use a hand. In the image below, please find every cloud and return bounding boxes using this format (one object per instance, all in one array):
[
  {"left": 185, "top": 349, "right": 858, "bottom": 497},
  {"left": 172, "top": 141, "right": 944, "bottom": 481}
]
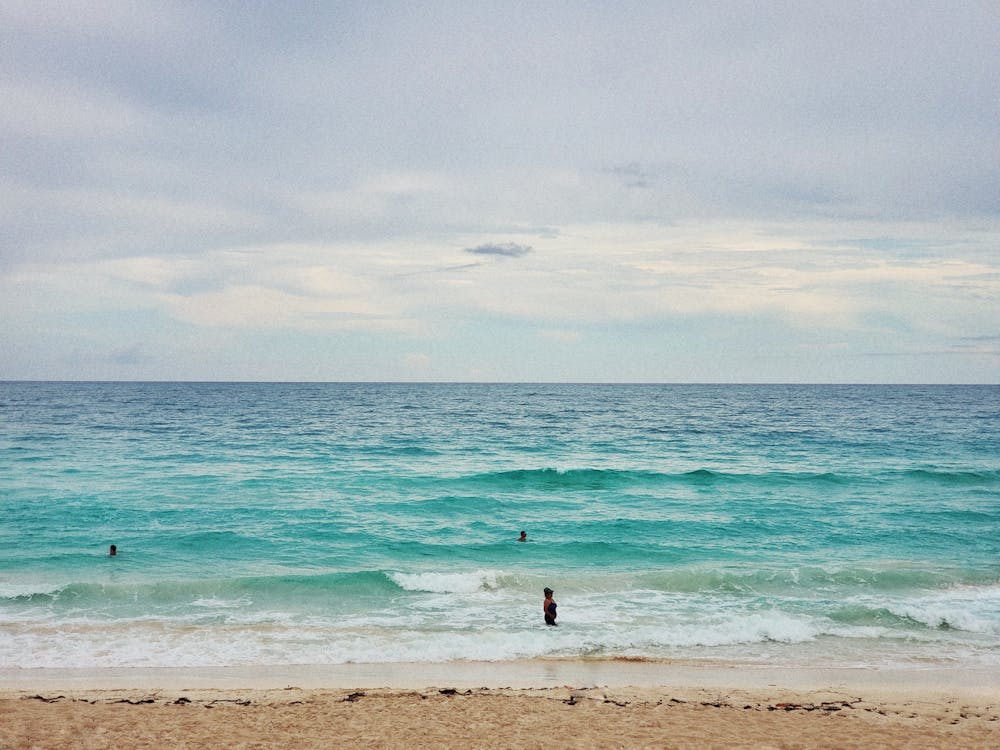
[
  {"left": 608, "top": 162, "right": 662, "bottom": 189},
  {"left": 1, "top": 3, "right": 998, "bottom": 381},
  {"left": 464, "top": 242, "right": 532, "bottom": 258},
  {"left": 157, "top": 284, "right": 416, "bottom": 332}
]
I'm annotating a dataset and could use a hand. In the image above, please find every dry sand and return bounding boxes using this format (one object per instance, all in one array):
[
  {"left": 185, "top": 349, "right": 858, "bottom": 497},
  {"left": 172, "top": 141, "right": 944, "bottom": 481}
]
[{"left": 2, "top": 662, "right": 997, "bottom": 749}]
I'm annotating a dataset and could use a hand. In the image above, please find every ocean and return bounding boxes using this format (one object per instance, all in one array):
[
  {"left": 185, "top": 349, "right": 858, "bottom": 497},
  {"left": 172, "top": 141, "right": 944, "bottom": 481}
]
[{"left": 1, "top": 382, "right": 997, "bottom": 671}]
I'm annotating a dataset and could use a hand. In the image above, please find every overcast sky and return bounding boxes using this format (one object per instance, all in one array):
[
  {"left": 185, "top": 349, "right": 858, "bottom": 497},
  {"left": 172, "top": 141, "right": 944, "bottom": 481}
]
[{"left": 2, "top": 1, "right": 998, "bottom": 382}]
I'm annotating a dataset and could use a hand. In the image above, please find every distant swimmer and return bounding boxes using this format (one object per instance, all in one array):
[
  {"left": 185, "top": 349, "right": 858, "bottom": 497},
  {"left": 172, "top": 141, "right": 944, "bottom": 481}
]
[
  {"left": 109, "top": 544, "right": 117, "bottom": 556},
  {"left": 518, "top": 530, "right": 527, "bottom": 542},
  {"left": 543, "top": 587, "right": 557, "bottom": 626}
]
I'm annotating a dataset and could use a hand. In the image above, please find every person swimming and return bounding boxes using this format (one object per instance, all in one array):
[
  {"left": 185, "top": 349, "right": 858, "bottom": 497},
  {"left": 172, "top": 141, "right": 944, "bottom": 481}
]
[
  {"left": 543, "top": 587, "right": 557, "bottom": 626},
  {"left": 518, "top": 530, "right": 527, "bottom": 542}
]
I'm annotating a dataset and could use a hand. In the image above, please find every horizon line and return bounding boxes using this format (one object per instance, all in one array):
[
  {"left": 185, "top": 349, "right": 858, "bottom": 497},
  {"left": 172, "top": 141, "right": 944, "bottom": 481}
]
[{"left": 1, "top": 380, "right": 996, "bottom": 387}]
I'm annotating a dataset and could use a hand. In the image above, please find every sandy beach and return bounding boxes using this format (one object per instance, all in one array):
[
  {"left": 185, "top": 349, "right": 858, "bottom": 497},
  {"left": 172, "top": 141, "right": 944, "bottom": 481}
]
[{"left": 2, "top": 661, "right": 997, "bottom": 749}]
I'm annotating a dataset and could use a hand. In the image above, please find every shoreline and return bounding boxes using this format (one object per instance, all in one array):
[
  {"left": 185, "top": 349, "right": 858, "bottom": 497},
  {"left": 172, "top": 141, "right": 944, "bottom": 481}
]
[{"left": 3, "top": 658, "right": 998, "bottom": 698}]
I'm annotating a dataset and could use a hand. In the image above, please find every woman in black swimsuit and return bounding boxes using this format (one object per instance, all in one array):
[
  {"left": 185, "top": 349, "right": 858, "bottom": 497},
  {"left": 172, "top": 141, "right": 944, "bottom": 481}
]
[{"left": 543, "top": 587, "right": 557, "bottom": 626}]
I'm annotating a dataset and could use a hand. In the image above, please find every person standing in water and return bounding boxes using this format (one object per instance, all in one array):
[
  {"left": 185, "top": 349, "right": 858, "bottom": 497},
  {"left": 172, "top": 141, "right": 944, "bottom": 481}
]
[
  {"left": 518, "top": 531, "right": 527, "bottom": 542},
  {"left": 543, "top": 587, "right": 557, "bottom": 626}
]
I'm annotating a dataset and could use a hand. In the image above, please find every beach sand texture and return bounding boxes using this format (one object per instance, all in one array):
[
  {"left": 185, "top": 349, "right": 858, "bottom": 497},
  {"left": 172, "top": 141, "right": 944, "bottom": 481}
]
[{"left": 2, "top": 684, "right": 998, "bottom": 750}]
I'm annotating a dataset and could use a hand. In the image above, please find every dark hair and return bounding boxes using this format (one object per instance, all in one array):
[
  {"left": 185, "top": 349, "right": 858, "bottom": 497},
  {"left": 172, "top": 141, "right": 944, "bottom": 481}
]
[{"left": 543, "top": 587, "right": 553, "bottom": 596}]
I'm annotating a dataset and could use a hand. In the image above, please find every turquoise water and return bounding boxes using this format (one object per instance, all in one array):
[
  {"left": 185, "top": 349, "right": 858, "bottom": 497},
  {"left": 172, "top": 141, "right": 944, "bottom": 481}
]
[{"left": 1, "top": 382, "right": 998, "bottom": 669}]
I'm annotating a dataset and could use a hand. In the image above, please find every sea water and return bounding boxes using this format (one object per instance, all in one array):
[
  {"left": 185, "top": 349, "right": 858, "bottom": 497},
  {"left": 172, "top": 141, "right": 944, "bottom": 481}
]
[{"left": 1, "top": 382, "right": 997, "bottom": 670}]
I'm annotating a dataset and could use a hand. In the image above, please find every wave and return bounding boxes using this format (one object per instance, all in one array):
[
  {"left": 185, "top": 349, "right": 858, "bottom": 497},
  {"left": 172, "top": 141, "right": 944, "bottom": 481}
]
[
  {"left": 825, "top": 602, "right": 994, "bottom": 633},
  {"left": 388, "top": 569, "right": 512, "bottom": 593},
  {"left": 431, "top": 466, "right": 1000, "bottom": 498},
  {"left": 361, "top": 444, "right": 442, "bottom": 457},
  {"left": 830, "top": 589, "right": 1000, "bottom": 636},
  {"left": 0, "top": 570, "right": 403, "bottom": 609},
  {"left": 6, "top": 563, "right": 996, "bottom": 610},
  {"left": 636, "top": 564, "right": 1000, "bottom": 596},
  {"left": 0, "top": 567, "right": 529, "bottom": 611},
  {"left": 902, "top": 469, "right": 1000, "bottom": 485},
  {"left": 456, "top": 467, "right": 655, "bottom": 489},
  {"left": 449, "top": 467, "right": 852, "bottom": 491}
]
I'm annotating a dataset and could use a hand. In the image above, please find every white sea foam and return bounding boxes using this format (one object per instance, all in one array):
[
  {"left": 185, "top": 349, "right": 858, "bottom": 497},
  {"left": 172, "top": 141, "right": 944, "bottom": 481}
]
[
  {"left": 190, "top": 596, "right": 252, "bottom": 610},
  {"left": 884, "top": 585, "right": 1000, "bottom": 635},
  {"left": 0, "top": 599, "right": 965, "bottom": 670},
  {"left": 0, "top": 582, "right": 67, "bottom": 599},
  {"left": 3, "top": 573, "right": 999, "bottom": 670},
  {"left": 389, "top": 569, "right": 507, "bottom": 594}
]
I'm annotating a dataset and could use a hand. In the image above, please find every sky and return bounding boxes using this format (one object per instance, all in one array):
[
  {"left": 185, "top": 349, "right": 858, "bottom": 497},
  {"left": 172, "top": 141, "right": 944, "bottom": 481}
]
[{"left": 2, "top": 1, "right": 998, "bottom": 383}]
